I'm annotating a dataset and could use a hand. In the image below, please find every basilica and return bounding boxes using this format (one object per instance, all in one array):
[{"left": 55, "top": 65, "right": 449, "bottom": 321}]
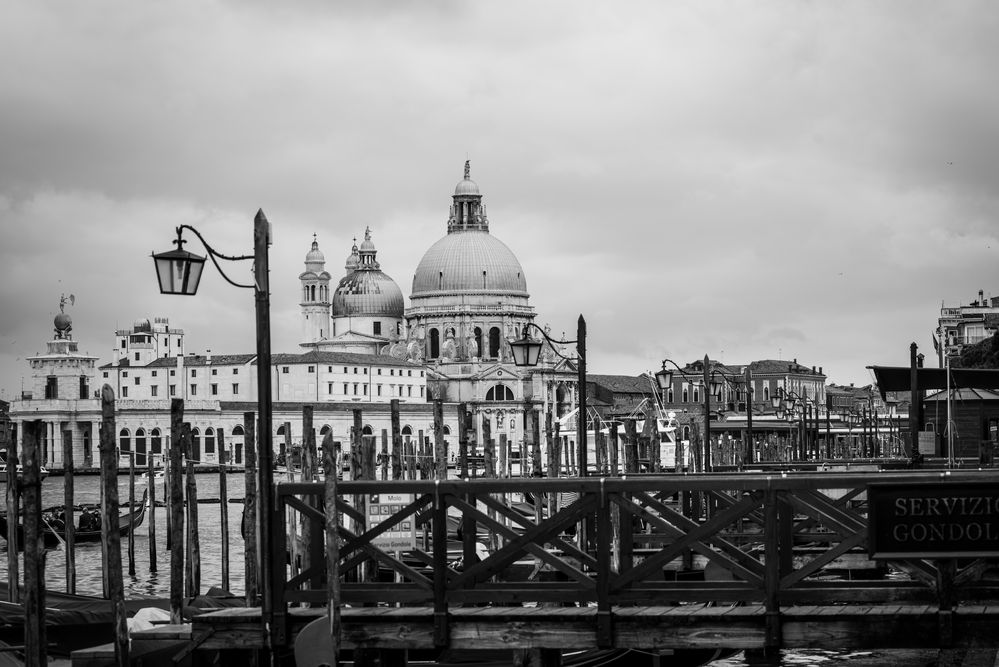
[{"left": 9, "top": 163, "right": 583, "bottom": 470}]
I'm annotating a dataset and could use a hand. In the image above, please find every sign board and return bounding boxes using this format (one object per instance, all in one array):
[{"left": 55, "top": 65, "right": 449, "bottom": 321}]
[
  {"left": 367, "top": 492, "right": 416, "bottom": 551},
  {"left": 868, "top": 482, "right": 999, "bottom": 559},
  {"left": 917, "top": 432, "right": 937, "bottom": 456}
]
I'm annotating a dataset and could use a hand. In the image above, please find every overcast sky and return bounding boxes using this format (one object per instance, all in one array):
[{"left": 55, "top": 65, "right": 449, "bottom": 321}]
[{"left": 2, "top": 1, "right": 997, "bottom": 400}]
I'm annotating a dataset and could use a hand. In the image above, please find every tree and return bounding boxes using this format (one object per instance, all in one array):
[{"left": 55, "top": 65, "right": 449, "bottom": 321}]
[{"left": 957, "top": 332, "right": 999, "bottom": 369}]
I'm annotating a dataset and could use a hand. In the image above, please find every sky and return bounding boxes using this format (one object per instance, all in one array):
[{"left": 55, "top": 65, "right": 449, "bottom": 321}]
[{"left": 1, "top": 1, "right": 997, "bottom": 400}]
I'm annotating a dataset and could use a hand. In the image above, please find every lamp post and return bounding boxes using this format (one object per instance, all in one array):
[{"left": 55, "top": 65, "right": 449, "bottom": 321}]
[
  {"left": 153, "top": 210, "right": 276, "bottom": 644},
  {"left": 509, "top": 316, "right": 587, "bottom": 476},
  {"left": 656, "top": 356, "right": 744, "bottom": 472}
]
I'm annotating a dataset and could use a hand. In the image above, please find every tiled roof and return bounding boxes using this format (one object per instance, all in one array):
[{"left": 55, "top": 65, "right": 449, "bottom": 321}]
[{"left": 588, "top": 374, "right": 656, "bottom": 395}]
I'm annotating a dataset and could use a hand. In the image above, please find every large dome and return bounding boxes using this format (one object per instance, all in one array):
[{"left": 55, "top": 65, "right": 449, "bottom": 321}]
[
  {"left": 332, "top": 269, "right": 405, "bottom": 317},
  {"left": 411, "top": 230, "right": 528, "bottom": 297}
]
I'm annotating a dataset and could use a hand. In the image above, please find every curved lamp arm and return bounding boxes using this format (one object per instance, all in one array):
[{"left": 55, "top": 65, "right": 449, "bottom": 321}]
[
  {"left": 509, "top": 322, "right": 582, "bottom": 366},
  {"left": 175, "top": 224, "right": 255, "bottom": 290}
]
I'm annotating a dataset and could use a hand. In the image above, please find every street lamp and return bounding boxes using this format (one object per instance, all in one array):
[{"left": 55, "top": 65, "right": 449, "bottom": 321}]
[
  {"left": 152, "top": 210, "right": 276, "bottom": 642},
  {"left": 509, "top": 315, "right": 587, "bottom": 476}
]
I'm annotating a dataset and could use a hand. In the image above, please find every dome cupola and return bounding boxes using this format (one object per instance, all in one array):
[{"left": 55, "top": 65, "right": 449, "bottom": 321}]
[{"left": 332, "top": 228, "right": 404, "bottom": 317}]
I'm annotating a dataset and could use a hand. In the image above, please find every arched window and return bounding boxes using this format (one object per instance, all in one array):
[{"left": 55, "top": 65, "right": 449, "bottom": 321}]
[
  {"left": 667, "top": 387, "right": 674, "bottom": 403},
  {"left": 693, "top": 386, "right": 700, "bottom": 403},
  {"left": 682, "top": 426, "right": 691, "bottom": 441},
  {"left": 488, "top": 327, "right": 501, "bottom": 358},
  {"left": 150, "top": 428, "right": 162, "bottom": 456},
  {"left": 682, "top": 385, "right": 689, "bottom": 403},
  {"left": 485, "top": 384, "right": 515, "bottom": 401},
  {"left": 191, "top": 427, "right": 202, "bottom": 461},
  {"left": 310, "top": 285, "right": 316, "bottom": 301},
  {"left": 231, "top": 425, "right": 245, "bottom": 465},
  {"left": 442, "top": 425, "right": 451, "bottom": 435},
  {"left": 429, "top": 328, "right": 440, "bottom": 358},
  {"left": 402, "top": 425, "right": 413, "bottom": 445},
  {"left": 119, "top": 428, "right": 131, "bottom": 455},
  {"left": 474, "top": 327, "right": 483, "bottom": 358},
  {"left": 135, "top": 428, "right": 147, "bottom": 467},
  {"left": 205, "top": 427, "right": 216, "bottom": 456}
]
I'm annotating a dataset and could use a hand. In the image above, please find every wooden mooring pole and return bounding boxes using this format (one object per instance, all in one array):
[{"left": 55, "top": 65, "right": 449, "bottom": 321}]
[
  {"left": 63, "top": 425, "right": 77, "bottom": 593},
  {"left": 22, "top": 420, "right": 46, "bottom": 667},
  {"left": 5, "top": 442, "right": 20, "bottom": 602},
  {"left": 148, "top": 455, "right": 157, "bottom": 574},
  {"left": 169, "top": 399, "right": 185, "bottom": 624},
  {"left": 128, "top": 453, "right": 136, "bottom": 577},
  {"left": 322, "top": 435, "right": 341, "bottom": 667},
  {"left": 218, "top": 429, "right": 230, "bottom": 592},
  {"left": 243, "top": 411, "right": 258, "bottom": 606},
  {"left": 185, "top": 455, "right": 201, "bottom": 598},
  {"left": 99, "top": 385, "right": 129, "bottom": 667}
]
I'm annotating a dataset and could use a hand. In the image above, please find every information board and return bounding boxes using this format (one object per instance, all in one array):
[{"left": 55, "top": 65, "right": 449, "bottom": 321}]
[
  {"left": 367, "top": 492, "right": 416, "bottom": 551},
  {"left": 868, "top": 482, "right": 999, "bottom": 559}
]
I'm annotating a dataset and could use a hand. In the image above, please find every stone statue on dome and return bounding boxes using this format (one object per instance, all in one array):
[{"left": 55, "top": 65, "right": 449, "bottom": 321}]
[
  {"left": 441, "top": 327, "right": 458, "bottom": 361},
  {"left": 464, "top": 326, "right": 478, "bottom": 360}
]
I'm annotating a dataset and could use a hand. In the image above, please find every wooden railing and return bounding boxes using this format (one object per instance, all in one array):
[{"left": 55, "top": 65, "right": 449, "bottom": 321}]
[{"left": 268, "top": 470, "right": 999, "bottom": 648}]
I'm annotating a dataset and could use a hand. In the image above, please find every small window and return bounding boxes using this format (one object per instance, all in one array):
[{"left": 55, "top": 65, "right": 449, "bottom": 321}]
[
  {"left": 328, "top": 383, "right": 333, "bottom": 394},
  {"left": 122, "top": 386, "right": 128, "bottom": 398},
  {"left": 151, "top": 385, "right": 158, "bottom": 397},
  {"left": 390, "top": 369, "right": 395, "bottom": 376},
  {"left": 212, "top": 368, "right": 218, "bottom": 376},
  {"left": 170, "top": 369, "right": 176, "bottom": 377},
  {"left": 354, "top": 367, "right": 358, "bottom": 374},
  {"left": 353, "top": 383, "right": 358, "bottom": 394},
  {"left": 134, "top": 352, "right": 140, "bottom": 361},
  {"left": 282, "top": 367, "right": 289, "bottom": 374},
  {"left": 377, "top": 385, "right": 382, "bottom": 396},
  {"left": 211, "top": 384, "right": 218, "bottom": 395},
  {"left": 377, "top": 368, "right": 382, "bottom": 375},
  {"left": 232, "top": 383, "right": 239, "bottom": 394},
  {"left": 103, "top": 371, "right": 109, "bottom": 378},
  {"left": 134, "top": 377, "right": 141, "bottom": 385},
  {"left": 343, "top": 367, "right": 348, "bottom": 373},
  {"left": 373, "top": 321, "right": 382, "bottom": 335},
  {"left": 233, "top": 368, "right": 239, "bottom": 375},
  {"left": 123, "top": 371, "right": 128, "bottom": 378},
  {"left": 191, "top": 369, "right": 196, "bottom": 377},
  {"left": 408, "top": 370, "right": 412, "bottom": 377},
  {"left": 190, "top": 384, "right": 197, "bottom": 396},
  {"left": 308, "top": 366, "right": 315, "bottom": 373},
  {"left": 169, "top": 385, "right": 176, "bottom": 396},
  {"left": 151, "top": 370, "right": 158, "bottom": 377},
  {"left": 328, "top": 366, "right": 333, "bottom": 372},
  {"left": 343, "top": 383, "right": 348, "bottom": 394}
]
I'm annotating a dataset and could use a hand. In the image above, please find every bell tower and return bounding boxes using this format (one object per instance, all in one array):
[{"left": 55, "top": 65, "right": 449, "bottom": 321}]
[{"left": 299, "top": 235, "right": 331, "bottom": 344}]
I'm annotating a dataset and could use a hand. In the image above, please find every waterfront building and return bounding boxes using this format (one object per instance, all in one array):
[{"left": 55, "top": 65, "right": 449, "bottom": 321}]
[{"left": 935, "top": 288, "right": 999, "bottom": 366}]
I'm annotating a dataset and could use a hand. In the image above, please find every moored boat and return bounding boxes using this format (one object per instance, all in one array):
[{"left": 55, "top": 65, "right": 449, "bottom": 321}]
[{"left": 0, "top": 489, "right": 147, "bottom": 550}]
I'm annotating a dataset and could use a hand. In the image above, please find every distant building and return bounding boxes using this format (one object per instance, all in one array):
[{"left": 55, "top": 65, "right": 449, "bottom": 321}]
[{"left": 935, "top": 289, "right": 999, "bottom": 367}]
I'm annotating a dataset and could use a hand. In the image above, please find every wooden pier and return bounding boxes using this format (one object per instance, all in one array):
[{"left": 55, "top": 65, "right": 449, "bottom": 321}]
[{"left": 179, "top": 470, "right": 999, "bottom": 665}]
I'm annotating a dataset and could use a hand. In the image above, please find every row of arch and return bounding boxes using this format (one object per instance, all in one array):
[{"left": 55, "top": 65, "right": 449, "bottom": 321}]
[
  {"left": 303, "top": 284, "right": 329, "bottom": 302},
  {"left": 427, "top": 326, "right": 502, "bottom": 359}
]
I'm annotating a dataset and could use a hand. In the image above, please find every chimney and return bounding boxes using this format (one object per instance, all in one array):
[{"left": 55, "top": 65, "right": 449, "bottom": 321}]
[
  {"left": 206, "top": 348, "right": 212, "bottom": 364},
  {"left": 979, "top": 289, "right": 985, "bottom": 306},
  {"left": 819, "top": 367, "right": 823, "bottom": 375}
]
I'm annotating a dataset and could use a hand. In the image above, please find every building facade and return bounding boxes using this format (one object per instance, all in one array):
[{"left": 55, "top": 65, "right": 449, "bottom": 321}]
[{"left": 936, "top": 289, "right": 999, "bottom": 366}]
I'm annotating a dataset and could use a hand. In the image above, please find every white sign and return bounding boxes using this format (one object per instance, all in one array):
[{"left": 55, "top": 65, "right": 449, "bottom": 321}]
[
  {"left": 368, "top": 493, "right": 416, "bottom": 551},
  {"left": 918, "top": 432, "right": 937, "bottom": 456}
]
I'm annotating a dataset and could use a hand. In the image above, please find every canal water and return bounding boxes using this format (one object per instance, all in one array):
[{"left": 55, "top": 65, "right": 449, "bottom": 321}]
[{"left": 0, "top": 471, "right": 248, "bottom": 599}]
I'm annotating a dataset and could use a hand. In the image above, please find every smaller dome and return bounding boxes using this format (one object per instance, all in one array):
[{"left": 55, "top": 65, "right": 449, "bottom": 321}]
[
  {"left": 305, "top": 238, "right": 325, "bottom": 264},
  {"left": 454, "top": 178, "right": 480, "bottom": 196},
  {"left": 345, "top": 244, "right": 360, "bottom": 271},
  {"left": 133, "top": 318, "right": 151, "bottom": 332},
  {"left": 359, "top": 226, "right": 376, "bottom": 252}
]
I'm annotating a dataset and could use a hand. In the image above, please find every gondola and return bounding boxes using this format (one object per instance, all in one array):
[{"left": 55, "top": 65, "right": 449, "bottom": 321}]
[{"left": 0, "top": 489, "right": 147, "bottom": 551}]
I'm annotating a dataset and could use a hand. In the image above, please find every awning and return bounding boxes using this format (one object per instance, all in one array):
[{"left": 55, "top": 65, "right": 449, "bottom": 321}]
[{"left": 868, "top": 366, "right": 999, "bottom": 397}]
